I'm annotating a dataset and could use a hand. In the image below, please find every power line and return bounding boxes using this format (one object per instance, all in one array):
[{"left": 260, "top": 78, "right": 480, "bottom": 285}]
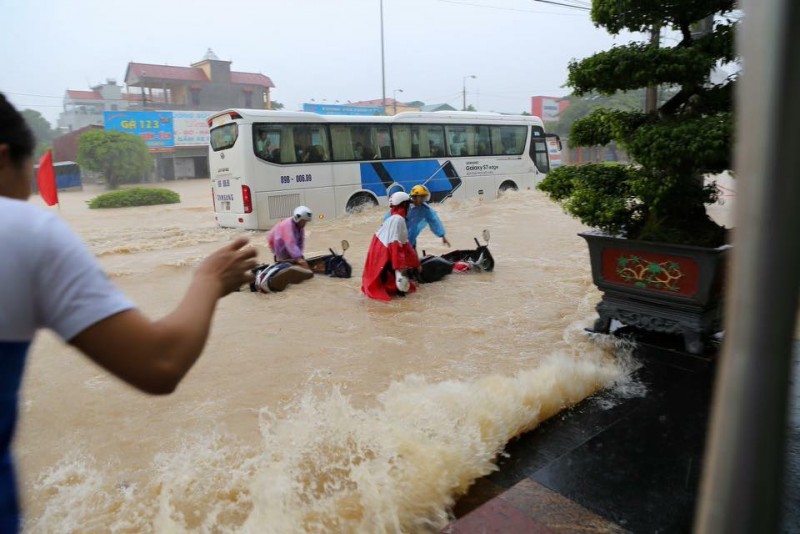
[
  {"left": 436, "top": 0, "right": 586, "bottom": 16},
  {"left": 531, "top": 0, "right": 590, "bottom": 11},
  {"left": 539, "top": 0, "right": 590, "bottom": 7},
  {"left": 436, "top": 0, "right": 540, "bottom": 13},
  {"left": 3, "top": 90, "right": 142, "bottom": 103},
  {"left": 13, "top": 104, "right": 65, "bottom": 108},
  {"left": 3, "top": 91, "right": 64, "bottom": 99}
]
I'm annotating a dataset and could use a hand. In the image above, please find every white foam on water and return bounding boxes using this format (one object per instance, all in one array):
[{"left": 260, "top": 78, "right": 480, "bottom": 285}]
[{"left": 27, "top": 347, "right": 632, "bottom": 533}]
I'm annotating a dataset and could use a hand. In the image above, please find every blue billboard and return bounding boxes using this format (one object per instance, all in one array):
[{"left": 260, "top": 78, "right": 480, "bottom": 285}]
[
  {"left": 103, "top": 111, "right": 175, "bottom": 149},
  {"left": 302, "top": 103, "right": 385, "bottom": 116}
]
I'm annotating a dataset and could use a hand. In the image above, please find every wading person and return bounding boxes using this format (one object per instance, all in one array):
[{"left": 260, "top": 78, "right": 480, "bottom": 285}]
[
  {"left": 362, "top": 191, "right": 421, "bottom": 301},
  {"left": 0, "top": 93, "right": 258, "bottom": 531},
  {"left": 385, "top": 185, "right": 451, "bottom": 250},
  {"left": 259, "top": 206, "right": 315, "bottom": 293},
  {"left": 406, "top": 184, "right": 451, "bottom": 249}
]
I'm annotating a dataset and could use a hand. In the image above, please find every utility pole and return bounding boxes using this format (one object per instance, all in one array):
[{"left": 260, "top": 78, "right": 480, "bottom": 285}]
[
  {"left": 645, "top": 24, "right": 661, "bottom": 113},
  {"left": 380, "top": 0, "right": 386, "bottom": 114},
  {"left": 463, "top": 75, "right": 476, "bottom": 111}
]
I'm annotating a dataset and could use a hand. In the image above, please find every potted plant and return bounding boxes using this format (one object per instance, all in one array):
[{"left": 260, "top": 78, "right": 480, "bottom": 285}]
[{"left": 537, "top": 0, "right": 738, "bottom": 354}]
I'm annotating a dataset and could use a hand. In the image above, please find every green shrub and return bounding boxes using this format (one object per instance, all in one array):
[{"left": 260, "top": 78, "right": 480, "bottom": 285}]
[
  {"left": 88, "top": 188, "right": 180, "bottom": 209},
  {"left": 538, "top": 163, "right": 637, "bottom": 237},
  {"left": 538, "top": 163, "right": 723, "bottom": 245}
]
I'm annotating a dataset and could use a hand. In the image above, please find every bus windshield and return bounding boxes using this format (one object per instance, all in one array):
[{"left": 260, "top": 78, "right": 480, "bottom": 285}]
[{"left": 210, "top": 123, "right": 238, "bottom": 151}]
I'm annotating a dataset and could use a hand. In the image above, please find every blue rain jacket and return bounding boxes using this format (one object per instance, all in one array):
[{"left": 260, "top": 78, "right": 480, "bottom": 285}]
[{"left": 384, "top": 203, "right": 446, "bottom": 248}]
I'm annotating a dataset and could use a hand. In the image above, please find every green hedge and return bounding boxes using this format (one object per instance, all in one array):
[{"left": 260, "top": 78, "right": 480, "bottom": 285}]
[{"left": 88, "top": 188, "right": 181, "bottom": 209}]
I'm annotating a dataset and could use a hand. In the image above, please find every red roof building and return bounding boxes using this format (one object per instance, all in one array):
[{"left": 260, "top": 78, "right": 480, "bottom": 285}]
[
  {"left": 58, "top": 49, "right": 276, "bottom": 132},
  {"left": 124, "top": 48, "right": 274, "bottom": 113},
  {"left": 52, "top": 124, "right": 102, "bottom": 163}
]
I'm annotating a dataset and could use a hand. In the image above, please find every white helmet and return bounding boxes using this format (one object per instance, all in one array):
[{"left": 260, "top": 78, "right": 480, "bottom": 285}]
[
  {"left": 389, "top": 191, "right": 411, "bottom": 206},
  {"left": 293, "top": 205, "right": 313, "bottom": 222}
]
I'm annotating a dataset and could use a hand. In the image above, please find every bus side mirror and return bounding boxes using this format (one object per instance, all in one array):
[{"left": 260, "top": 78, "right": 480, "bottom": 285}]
[
  {"left": 545, "top": 133, "right": 563, "bottom": 152},
  {"left": 482, "top": 229, "right": 490, "bottom": 243},
  {"left": 341, "top": 240, "right": 350, "bottom": 253}
]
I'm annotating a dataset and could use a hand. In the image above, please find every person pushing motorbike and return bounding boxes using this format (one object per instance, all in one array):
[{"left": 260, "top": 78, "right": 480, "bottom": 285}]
[
  {"left": 258, "top": 206, "right": 315, "bottom": 293},
  {"left": 404, "top": 184, "right": 451, "bottom": 249},
  {"left": 362, "top": 192, "right": 421, "bottom": 301}
]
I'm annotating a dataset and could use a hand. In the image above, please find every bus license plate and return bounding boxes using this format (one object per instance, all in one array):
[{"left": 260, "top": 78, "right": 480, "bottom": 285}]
[{"left": 222, "top": 201, "right": 230, "bottom": 211}]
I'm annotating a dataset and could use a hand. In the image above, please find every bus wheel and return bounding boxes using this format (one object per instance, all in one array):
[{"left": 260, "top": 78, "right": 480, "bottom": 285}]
[
  {"left": 346, "top": 194, "right": 378, "bottom": 213},
  {"left": 498, "top": 181, "right": 518, "bottom": 195}
]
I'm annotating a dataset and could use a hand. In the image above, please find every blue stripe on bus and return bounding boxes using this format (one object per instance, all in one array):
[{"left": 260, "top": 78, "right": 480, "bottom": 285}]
[{"left": 359, "top": 160, "right": 458, "bottom": 197}]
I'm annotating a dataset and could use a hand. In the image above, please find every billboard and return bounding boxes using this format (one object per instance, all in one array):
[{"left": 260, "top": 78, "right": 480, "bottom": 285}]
[
  {"left": 172, "top": 111, "right": 212, "bottom": 146},
  {"left": 302, "top": 103, "right": 385, "bottom": 116},
  {"left": 104, "top": 110, "right": 213, "bottom": 149},
  {"left": 530, "top": 96, "right": 569, "bottom": 122},
  {"left": 103, "top": 111, "right": 174, "bottom": 149}
]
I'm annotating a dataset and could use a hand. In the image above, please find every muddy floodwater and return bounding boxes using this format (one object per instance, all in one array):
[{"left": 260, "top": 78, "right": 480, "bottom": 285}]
[{"left": 15, "top": 177, "right": 735, "bottom": 532}]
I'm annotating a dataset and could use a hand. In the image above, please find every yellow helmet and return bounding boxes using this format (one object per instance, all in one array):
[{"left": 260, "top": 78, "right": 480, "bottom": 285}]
[{"left": 409, "top": 184, "right": 430, "bottom": 198}]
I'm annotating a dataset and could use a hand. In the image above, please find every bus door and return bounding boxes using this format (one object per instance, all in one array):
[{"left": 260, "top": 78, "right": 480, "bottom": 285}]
[{"left": 530, "top": 127, "right": 551, "bottom": 176}]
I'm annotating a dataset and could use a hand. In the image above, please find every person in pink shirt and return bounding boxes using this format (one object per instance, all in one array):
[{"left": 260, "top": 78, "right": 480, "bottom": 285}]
[
  {"left": 259, "top": 206, "right": 315, "bottom": 293},
  {"left": 267, "top": 206, "right": 312, "bottom": 266}
]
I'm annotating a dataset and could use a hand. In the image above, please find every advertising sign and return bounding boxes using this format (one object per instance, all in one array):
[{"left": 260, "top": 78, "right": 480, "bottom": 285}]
[
  {"left": 547, "top": 137, "right": 563, "bottom": 169},
  {"left": 541, "top": 98, "right": 560, "bottom": 121},
  {"left": 173, "top": 111, "right": 212, "bottom": 146},
  {"left": 103, "top": 111, "right": 174, "bottom": 149},
  {"left": 531, "top": 96, "right": 568, "bottom": 122},
  {"left": 303, "top": 103, "right": 385, "bottom": 116}
]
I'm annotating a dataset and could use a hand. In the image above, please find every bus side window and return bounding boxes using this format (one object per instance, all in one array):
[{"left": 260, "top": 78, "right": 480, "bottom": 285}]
[{"left": 308, "top": 145, "right": 326, "bottom": 162}]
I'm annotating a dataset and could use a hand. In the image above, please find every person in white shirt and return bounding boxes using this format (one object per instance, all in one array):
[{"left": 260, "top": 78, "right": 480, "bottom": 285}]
[{"left": 0, "top": 92, "right": 257, "bottom": 531}]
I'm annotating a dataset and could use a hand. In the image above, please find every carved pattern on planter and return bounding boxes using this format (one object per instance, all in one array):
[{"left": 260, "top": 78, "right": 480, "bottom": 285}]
[
  {"left": 581, "top": 232, "right": 729, "bottom": 354},
  {"left": 615, "top": 255, "right": 684, "bottom": 292}
]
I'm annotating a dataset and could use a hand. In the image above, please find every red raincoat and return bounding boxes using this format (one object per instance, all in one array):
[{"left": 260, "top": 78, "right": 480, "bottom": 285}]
[{"left": 361, "top": 206, "right": 421, "bottom": 301}]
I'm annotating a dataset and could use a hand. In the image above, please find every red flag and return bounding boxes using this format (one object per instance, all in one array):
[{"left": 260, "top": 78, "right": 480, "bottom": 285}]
[{"left": 36, "top": 149, "right": 58, "bottom": 206}]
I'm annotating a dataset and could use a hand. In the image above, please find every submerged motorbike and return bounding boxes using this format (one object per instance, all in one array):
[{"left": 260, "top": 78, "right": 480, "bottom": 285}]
[
  {"left": 306, "top": 240, "right": 353, "bottom": 278},
  {"left": 247, "top": 240, "right": 352, "bottom": 292},
  {"left": 417, "top": 229, "right": 494, "bottom": 284}
]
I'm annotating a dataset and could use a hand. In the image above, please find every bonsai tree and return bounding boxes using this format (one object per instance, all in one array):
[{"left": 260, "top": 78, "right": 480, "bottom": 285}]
[
  {"left": 538, "top": 0, "right": 738, "bottom": 247},
  {"left": 78, "top": 130, "right": 152, "bottom": 190}
]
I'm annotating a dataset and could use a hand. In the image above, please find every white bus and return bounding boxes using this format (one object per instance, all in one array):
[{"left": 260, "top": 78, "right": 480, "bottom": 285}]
[{"left": 207, "top": 109, "right": 554, "bottom": 229}]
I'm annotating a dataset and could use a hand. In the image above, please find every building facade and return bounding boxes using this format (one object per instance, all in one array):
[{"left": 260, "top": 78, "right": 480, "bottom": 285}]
[
  {"left": 55, "top": 49, "right": 275, "bottom": 179},
  {"left": 57, "top": 80, "right": 141, "bottom": 132},
  {"left": 124, "top": 49, "right": 274, "bottom": 113}
]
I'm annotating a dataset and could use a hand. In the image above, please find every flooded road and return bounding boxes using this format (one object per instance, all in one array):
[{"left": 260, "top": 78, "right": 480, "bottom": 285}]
[{"left": 15, "top": 179, "right": 684, "bottom": 532}]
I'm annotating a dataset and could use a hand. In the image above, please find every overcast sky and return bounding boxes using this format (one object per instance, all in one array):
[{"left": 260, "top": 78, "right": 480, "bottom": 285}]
[{"left": 1, "top": 0, "right": 641, "bottom": 126}]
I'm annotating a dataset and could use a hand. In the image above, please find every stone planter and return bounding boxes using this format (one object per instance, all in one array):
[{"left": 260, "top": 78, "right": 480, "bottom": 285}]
[{"left": 580, "top": 231, "right": 731, "bottom": 354}]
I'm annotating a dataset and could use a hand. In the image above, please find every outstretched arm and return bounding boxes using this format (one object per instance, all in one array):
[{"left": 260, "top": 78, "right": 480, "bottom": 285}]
[
  {"left": 425, "top": 206, "right": 450, "bottom": 246},
  {"left": 70, "top": 238, "right": 257, "bottom": 394}
]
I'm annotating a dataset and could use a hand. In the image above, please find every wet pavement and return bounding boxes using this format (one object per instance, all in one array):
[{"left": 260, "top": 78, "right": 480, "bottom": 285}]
[{"left": 445, "top": 332, "right": 800, "bottom": 533}]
